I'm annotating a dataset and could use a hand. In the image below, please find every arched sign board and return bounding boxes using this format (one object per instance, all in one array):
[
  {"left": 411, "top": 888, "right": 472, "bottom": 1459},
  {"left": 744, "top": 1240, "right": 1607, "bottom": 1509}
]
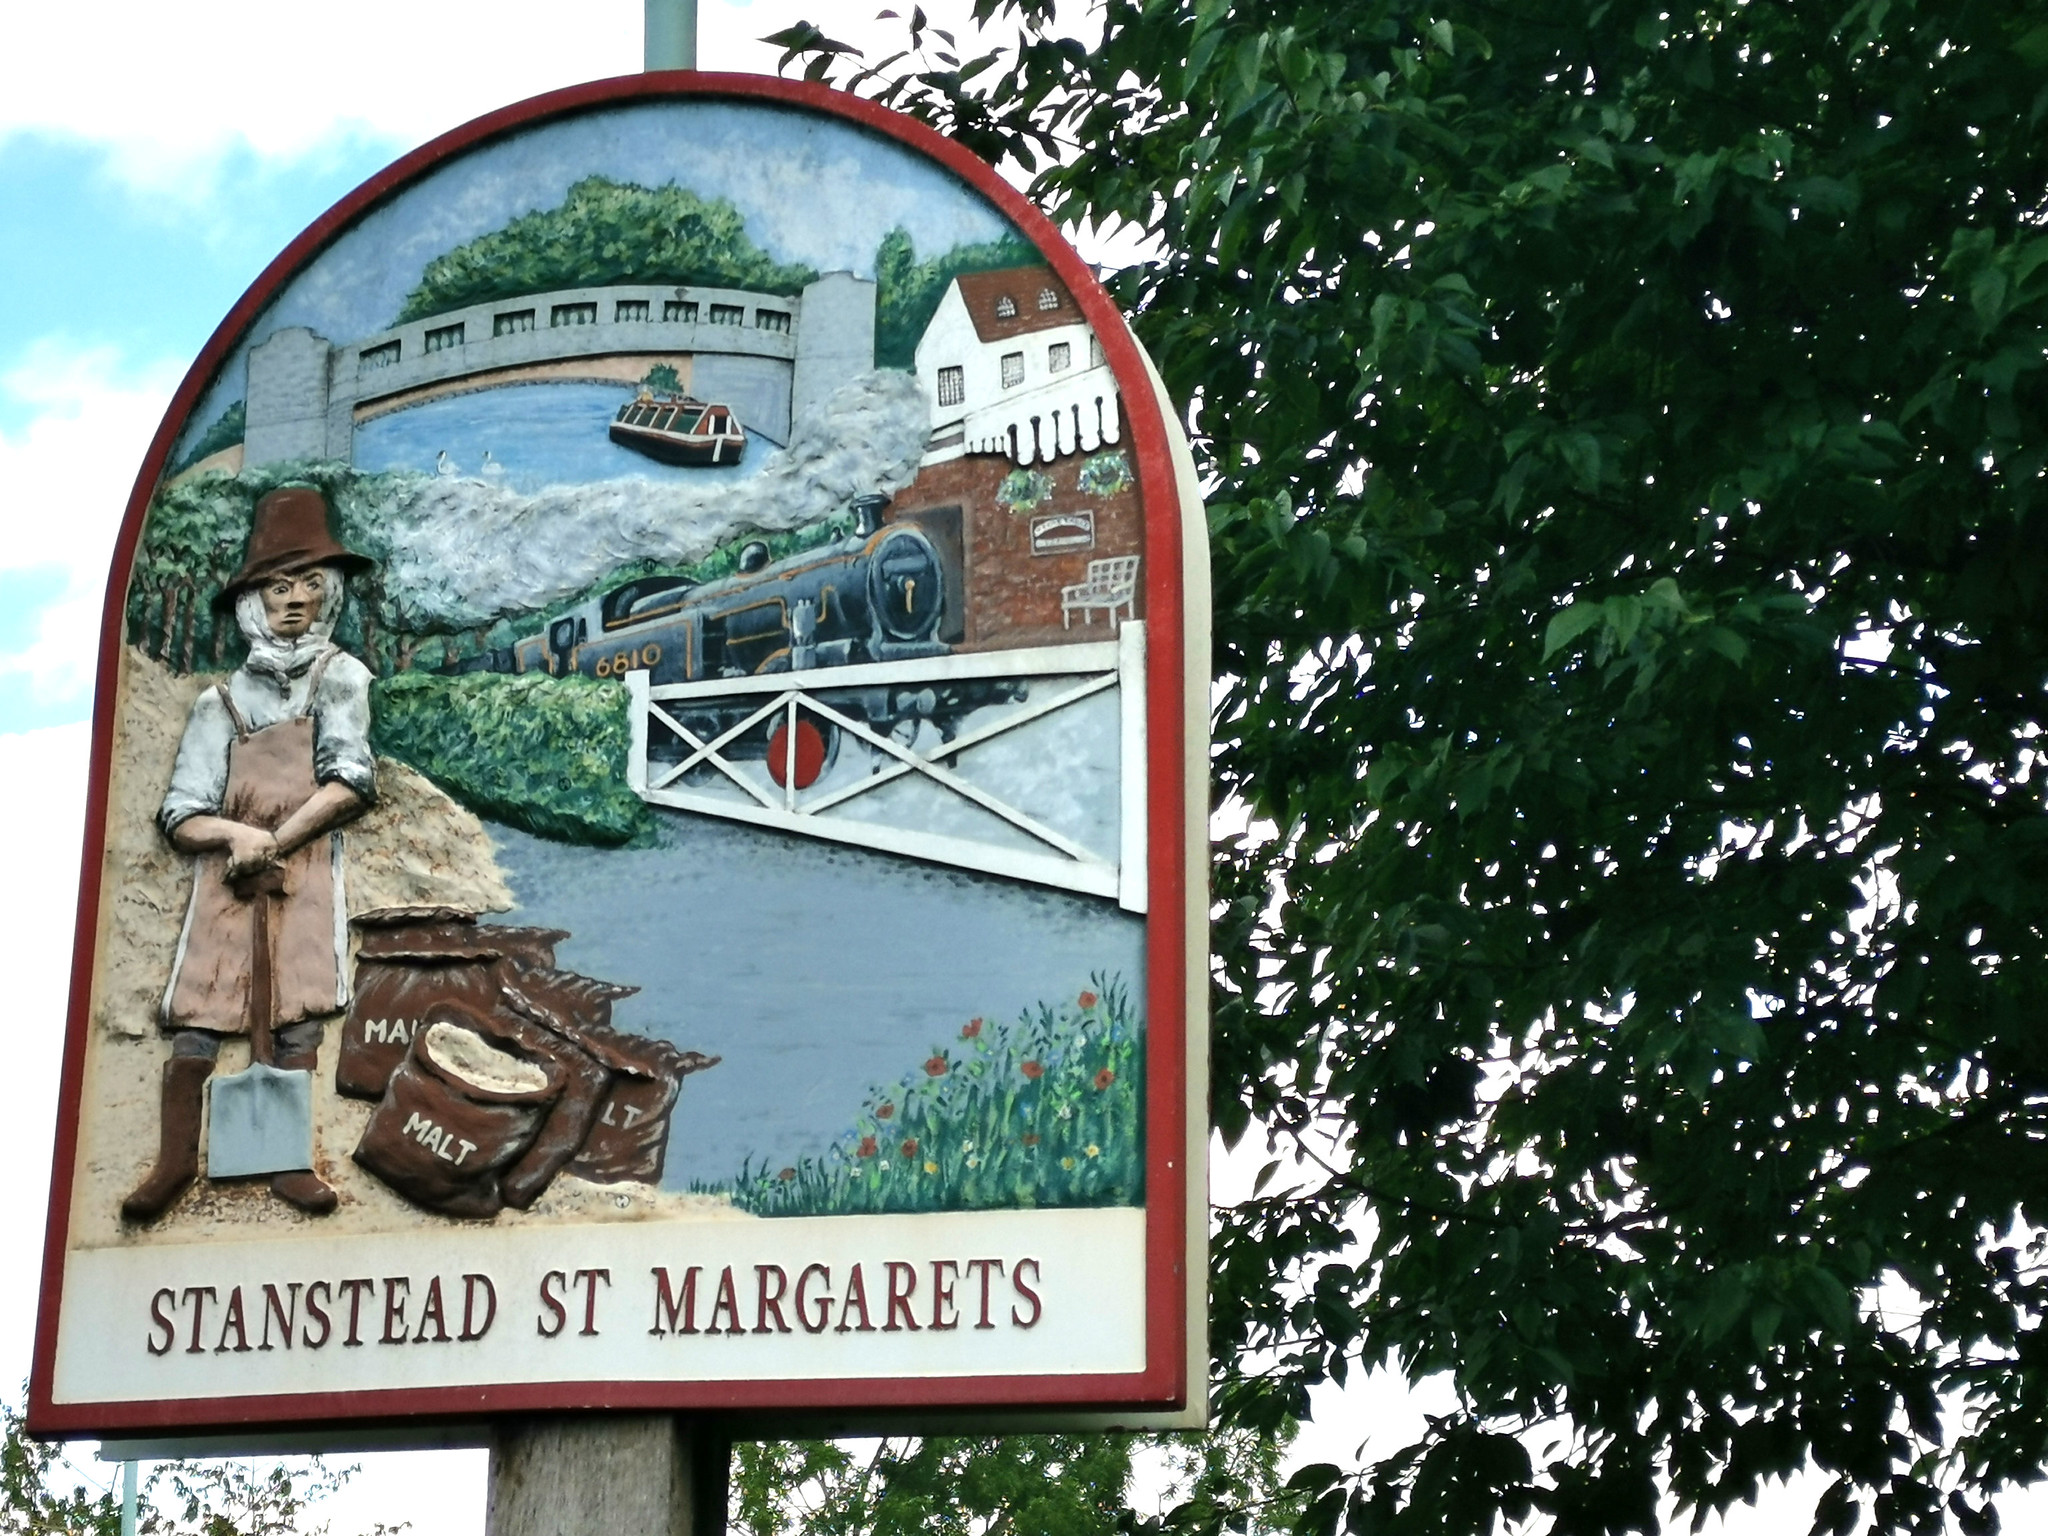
[{"left": 29, "top": 75, "right": 1208, "bottom": 1447}]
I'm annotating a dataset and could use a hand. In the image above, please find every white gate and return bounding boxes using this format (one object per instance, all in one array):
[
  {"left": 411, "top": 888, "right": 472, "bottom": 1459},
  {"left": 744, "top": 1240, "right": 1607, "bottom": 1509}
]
[{"left": 624, "top": 622, "right": 1147, "bottom": 912}]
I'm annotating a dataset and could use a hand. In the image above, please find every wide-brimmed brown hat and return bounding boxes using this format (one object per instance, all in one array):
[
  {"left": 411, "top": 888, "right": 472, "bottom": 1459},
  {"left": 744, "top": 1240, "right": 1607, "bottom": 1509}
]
[{"left": 214, "top": 486, "right": 372, "bottom": 610}]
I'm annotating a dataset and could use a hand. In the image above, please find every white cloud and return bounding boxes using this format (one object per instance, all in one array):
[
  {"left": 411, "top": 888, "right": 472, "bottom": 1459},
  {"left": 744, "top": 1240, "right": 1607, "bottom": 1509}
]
[
  {"left": 0, "top": 1, "right": 636, "bottom": 196},
  {"left": 0, "top": 342, "right": 181, "bottom": 707},
  {"left": 0, "top": 1, "right": 1008, "bottom": 202}
]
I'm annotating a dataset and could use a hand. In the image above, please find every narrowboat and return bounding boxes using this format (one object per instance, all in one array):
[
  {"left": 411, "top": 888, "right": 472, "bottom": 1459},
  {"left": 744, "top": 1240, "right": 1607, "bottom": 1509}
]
[{"left": 609, "top": 392, "right": 748, "bottom": 466}]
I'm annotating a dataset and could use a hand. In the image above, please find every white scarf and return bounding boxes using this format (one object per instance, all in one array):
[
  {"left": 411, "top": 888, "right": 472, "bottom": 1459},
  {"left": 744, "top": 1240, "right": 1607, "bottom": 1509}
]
[{"left": 235, "top": 567, "right": 346, "bottom": 693}]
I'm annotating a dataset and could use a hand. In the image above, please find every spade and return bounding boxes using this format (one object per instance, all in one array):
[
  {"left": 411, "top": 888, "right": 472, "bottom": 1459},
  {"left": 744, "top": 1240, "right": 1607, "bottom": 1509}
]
[{"left": 207, "top": 865, "right": 315, "bottom": 1178}]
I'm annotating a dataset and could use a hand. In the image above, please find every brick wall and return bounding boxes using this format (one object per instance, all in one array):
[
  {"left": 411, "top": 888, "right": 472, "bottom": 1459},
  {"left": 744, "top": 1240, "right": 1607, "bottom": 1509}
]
[{"left": 886, "top": 447, "right": 1144, "bottom": 651}]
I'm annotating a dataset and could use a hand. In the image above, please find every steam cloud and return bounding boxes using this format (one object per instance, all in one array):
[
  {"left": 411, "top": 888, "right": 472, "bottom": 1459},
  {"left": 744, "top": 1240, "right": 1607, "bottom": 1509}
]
[{"left": 374, "top": 369, "right": 929, "bottom": 628}]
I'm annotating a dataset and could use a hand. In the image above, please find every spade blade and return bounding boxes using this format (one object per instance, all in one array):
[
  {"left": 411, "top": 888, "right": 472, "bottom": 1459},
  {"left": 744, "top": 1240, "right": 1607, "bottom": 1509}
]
[{"left": 207, "top": 1062, "right": 314, "bottom": 1177}]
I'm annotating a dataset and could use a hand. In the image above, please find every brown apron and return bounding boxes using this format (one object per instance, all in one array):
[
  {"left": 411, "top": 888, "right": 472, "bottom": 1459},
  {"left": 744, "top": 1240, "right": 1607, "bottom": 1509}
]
[{"left": 163, "top": 653, "right": 344, "bottom": 1034}]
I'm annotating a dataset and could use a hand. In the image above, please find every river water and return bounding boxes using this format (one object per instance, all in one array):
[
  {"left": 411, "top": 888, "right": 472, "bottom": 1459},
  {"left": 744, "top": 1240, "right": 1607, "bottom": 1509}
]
[
  {"left": 353, "top": 381, "right": 767, "bottom": 494},
  {"left": 483, "top": 811, "right": 1145, "bottom": 1189}
]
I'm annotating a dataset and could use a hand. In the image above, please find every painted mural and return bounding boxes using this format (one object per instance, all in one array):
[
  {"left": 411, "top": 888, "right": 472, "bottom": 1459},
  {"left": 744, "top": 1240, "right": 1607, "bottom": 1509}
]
[{"left": 91, "top": 98, "right": 1150, "bottom": 1239}]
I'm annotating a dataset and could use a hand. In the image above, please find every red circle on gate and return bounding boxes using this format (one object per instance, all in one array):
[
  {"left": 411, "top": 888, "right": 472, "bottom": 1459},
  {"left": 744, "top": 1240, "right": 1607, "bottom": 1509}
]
[{"left": 766, "top": 718, "right": 828, "bottom": 788}]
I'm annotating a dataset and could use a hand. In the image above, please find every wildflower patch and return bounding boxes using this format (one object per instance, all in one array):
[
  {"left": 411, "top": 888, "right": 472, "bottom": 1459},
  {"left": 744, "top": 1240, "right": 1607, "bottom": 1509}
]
[{"left": 722, "top": 975, "right": 1142, "bottom": 1217}]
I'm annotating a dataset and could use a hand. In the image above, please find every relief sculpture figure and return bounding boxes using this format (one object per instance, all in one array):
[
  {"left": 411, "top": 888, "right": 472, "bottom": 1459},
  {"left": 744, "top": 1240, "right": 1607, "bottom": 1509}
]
[{"left": 122, "top": 487, "right": 376, "bottom": 1221}]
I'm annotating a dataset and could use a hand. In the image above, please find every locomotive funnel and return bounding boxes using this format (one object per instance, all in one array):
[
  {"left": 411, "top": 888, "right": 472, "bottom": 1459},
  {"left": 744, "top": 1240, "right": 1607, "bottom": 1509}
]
[{"left": 852, "top": 493, "right": 890, "bottom": 537}]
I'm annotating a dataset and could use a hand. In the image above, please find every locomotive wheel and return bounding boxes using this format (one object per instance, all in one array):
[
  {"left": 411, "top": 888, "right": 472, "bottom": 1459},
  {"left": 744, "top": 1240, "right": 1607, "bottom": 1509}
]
[{"left": 766, "top": 717, "right": 833, "bottom": 789}]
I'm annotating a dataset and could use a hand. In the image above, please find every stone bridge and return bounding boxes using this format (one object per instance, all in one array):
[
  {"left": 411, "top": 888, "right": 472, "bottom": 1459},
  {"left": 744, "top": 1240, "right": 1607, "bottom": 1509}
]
[{"left": 242, "top": 273, "right": 876, "bottom": 467}]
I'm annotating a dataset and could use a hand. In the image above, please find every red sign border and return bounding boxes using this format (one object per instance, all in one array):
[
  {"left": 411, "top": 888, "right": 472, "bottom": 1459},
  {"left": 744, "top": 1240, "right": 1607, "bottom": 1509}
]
[{"left": 28, "top": 71, "right": 1194, "bottom": 1438}]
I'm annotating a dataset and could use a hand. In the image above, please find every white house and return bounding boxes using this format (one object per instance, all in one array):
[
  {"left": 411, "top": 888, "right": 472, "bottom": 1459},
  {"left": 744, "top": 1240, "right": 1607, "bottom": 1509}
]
[{"left": 913, "top": 265, "right": 1122, "bottom": 467}]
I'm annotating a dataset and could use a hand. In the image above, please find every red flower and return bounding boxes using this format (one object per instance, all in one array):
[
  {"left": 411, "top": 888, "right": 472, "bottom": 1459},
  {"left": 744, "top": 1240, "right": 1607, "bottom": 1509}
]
[
  {"left": 925, "top": 1055, "right": 949, "bottom": 1077},
  {"left": 1078, "top": 990, "right": 1099, "bottom": 1009},
  {"left": 857, "top": 1136, "right": 877, "bottom": 1158},
  {"left": 1020, "top": 1060, "right": 1044, "bottom": 1080},
  {"left": 778, "top": 1167, "right": 797, "bottom": 1181},
  {"left": 900, "top": 1138, "right": 919, "bottom": 1158},
  {"left": 876, "top": 1102, "right": 894, "bottom": 1119},
  {"left": 1094, "top": 1068, "right": 1116, "bottom": 1090},
  {"left": 1022, "top": 1133, "right": 1040, "bottom": 1146},
  {"left": 962, "top": 1018, "right": 983, "bottom": 1039}
]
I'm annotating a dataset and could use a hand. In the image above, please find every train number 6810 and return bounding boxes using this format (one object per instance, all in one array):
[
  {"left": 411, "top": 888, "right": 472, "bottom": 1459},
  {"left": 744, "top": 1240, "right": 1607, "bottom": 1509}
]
[{"left": 592, "top": 643, "right": 662, "bottom": 678}]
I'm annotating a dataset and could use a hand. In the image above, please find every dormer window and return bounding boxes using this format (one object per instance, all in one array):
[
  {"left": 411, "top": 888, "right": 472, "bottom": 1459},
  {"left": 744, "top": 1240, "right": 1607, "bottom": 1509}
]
[
  {"left": 995, "top": 294, "right": 1018, "bottom": 319},
  {"left": 1037, "top": 288, "right": 1060, "bottom": 311}
]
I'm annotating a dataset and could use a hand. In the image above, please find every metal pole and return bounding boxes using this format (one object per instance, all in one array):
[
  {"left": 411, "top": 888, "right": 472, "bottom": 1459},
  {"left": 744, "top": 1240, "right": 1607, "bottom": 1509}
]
[
  {"left": 645, "top": 0, "right": 699, "bottom": 70},
  {"left": 120, "top": 1460, "right": 138, "bottom": 1536}
]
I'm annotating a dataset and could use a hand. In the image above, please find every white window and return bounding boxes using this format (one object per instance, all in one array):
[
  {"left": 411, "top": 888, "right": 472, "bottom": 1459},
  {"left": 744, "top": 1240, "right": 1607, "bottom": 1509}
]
[
  {"left": 424, "top": 323, "right": 464, "bottom": 353},
  {"left": 494, "top": 309, "right": 535, "bottom": 336},
  {"left": 937, "top": 365, "right": 965, "bottom": 408},
  {"left": 755, "top": 308, "right": 791, "bottom": 333},
  {"left": 710, "top": 303, "right": 745, "bottom": 325},
  {"left": 1037, "top": 288, "right": 1060, "bottom": 311},
  {"left": 358, "top": 340, "right": 400, "bottom": 372},
  {"left": 1048, "top": 341, "right": 1071, "bottom": 373},
  {"left": 995, "top": 294, "right": 1018, "bottom": 319},
  {"left": 1000, "top": 351, "right": 1025, "bottom": 389},
  {"left": 615, "top": 300, "right": 650, "bottom": 322},
  {"left": 663, "top": 299, "right": 699, "bottom": 323},
  {"left": 551, "top": 302, "right": 597, "bottom": 327}
]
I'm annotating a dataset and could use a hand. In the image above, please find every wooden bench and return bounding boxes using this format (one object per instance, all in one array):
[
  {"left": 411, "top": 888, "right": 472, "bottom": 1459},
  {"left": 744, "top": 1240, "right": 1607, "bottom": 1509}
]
[{"left": 1061, "top": 555, "right": 1141, "bottom": 628}]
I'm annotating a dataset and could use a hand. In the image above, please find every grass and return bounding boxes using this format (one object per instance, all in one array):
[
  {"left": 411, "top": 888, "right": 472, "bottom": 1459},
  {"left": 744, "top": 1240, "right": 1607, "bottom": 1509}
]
[{"left": 716, "top": 973, "right": 1143, "bottom": 1217}]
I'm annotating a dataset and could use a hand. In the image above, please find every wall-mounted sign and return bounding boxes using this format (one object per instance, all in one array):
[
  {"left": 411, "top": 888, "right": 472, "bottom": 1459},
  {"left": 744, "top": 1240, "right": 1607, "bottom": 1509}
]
[{"left": 30, "top": 75, "right": 1206, "bottom": 1442}]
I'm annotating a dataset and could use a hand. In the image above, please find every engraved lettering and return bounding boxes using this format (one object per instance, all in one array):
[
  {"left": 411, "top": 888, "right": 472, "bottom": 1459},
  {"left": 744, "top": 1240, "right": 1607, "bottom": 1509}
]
[
  {"left": 835, "top": 1263, "right": 875, "bottom": 1333},
  {"left": 260, "top": 1283, "right": 300, "bottom": 1351},
  {"left": 1011, "top": 1257, "right": 1043, "bottom": 1328},
  {"left": 460, "top": 1273, "right": 497, "bottom": 1340},
  {"left": 884, "top": 1261, "right": 921, "bottom": 1332},
  {"left": 537, "top": 1270, "right": 568, "bottom": 1337},
  {"left": 795, "top": 1264, "right": 832, "bottom": 1334},
  {"left": 754, "top": 1265, "right": 791, "bottom": 1334},
  {"left": 147, "top": 1288, "right": 176, "bottom": 1356},
  {"left": 573, "top": 1268, "right": 611, "bottom": 1336},
  {"left": 415, "top": 1276, "right": 451, "bottom": 1343},
  {"left": 651, "top": 1266, "right": 702, "bottom": 1336},
  {"left": 966, "top": 1258, "right": 1005, "bottom": 1330}
]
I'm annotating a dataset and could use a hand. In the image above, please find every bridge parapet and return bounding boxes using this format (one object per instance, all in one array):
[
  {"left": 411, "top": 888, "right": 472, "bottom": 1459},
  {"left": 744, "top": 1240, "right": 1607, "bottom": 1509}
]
[{"left": 245, "top": 274, "right": 875, "bottom": 468}]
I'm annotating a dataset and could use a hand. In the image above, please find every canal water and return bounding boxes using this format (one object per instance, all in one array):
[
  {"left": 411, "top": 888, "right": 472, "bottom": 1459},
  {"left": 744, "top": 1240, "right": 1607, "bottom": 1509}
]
[
  {"left": 482, "top": 810, "right": 1145, "bottom": 1189},
  {"left": 353, "top": 381, "right": 768, "bottom": 494}
]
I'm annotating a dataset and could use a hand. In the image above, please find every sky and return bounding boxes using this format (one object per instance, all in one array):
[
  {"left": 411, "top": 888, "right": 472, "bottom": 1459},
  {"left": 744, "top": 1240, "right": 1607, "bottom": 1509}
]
[{"left": 0, "top": 3, "right": 2033, "bottom": 1534}]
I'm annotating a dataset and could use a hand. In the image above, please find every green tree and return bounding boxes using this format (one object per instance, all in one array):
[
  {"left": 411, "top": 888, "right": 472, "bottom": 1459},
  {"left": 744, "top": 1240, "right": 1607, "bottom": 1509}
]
[
  {"left": 0, "top": 1394, "right": 381, "bottom": 1536},
  {"left": 395, "top": 176, "right": 817, "bottom": 323},
  {"left": 1, "top": 1398, "right": 118, "bottom": 1536},
  {"left": 168, "top": 402, "right": 246, "bottom": 478},
  {"left": 731, "top": 1430, "right": 1302, "bottom": 1536},
  {"left": 872, "top": 226, "right": 1040, "bottom": 367},
  {"left": 772, "top": 1, "right": 2048, "bottom": 1532}
]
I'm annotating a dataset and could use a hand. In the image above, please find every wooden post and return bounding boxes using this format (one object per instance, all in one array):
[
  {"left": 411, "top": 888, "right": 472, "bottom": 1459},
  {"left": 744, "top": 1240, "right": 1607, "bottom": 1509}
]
[{"left": 487, "top": 1414, "right": 728, "bottom": 1536}]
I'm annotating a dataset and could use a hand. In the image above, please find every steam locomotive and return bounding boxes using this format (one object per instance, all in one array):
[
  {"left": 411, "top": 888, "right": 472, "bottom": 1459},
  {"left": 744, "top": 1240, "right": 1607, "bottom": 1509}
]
[{"left": 452, "top": 496, "right": 1022, "bottom": 783}]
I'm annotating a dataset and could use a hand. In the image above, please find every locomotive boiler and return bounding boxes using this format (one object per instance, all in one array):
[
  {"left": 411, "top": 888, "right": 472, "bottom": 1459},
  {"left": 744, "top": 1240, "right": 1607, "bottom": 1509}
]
[{"left": 452, "top": 495, "right": 1022, "bottom": 778}]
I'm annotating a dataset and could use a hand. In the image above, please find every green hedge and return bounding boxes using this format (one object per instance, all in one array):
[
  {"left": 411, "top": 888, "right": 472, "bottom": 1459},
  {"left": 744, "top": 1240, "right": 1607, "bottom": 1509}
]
[{"left": 370, "top": 672, "right": 653, "bottom": 846}]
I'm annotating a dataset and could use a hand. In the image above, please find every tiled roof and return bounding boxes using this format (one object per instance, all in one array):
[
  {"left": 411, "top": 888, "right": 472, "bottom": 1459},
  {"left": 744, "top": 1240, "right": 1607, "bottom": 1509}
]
[{"left": 952, "top": 266, "right": 1080, "bottom": 342}]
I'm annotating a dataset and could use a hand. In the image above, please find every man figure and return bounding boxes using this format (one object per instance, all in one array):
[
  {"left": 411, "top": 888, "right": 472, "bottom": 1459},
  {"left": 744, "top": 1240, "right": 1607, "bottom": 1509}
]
[{"left": 123, "top": 486, "right": 376, "bottom": 1221}]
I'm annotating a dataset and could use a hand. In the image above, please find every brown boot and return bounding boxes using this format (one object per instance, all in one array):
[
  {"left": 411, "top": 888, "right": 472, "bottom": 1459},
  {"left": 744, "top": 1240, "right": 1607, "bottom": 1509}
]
[
  {"left": 270, "top": 1170, "right": 338, "bottom": 1214},
  {"left": 269, "top": 1033, "right": 337, "bottom": 1216},
  {"left": 121, "top": 1057, "right": 211, "bottom": 1222}
]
